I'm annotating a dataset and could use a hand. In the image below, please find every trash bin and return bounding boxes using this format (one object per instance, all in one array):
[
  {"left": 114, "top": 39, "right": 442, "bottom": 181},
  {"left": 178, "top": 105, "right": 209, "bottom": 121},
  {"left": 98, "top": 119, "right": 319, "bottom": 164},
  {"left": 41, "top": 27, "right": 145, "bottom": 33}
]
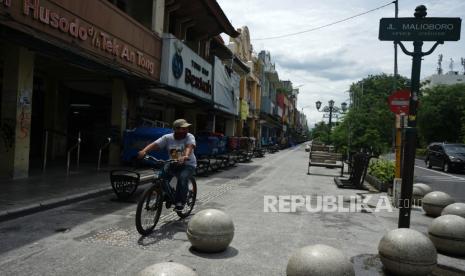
[{"left": 110, "top": 170, "right": 140, "bottom": 200}]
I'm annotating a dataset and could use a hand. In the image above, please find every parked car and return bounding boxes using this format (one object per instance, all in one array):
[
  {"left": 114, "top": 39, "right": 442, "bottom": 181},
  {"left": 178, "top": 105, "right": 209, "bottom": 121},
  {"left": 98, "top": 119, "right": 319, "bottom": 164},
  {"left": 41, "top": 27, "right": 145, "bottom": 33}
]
[{"left": 425, "top": 142, "right": 465, "bottom": 172}]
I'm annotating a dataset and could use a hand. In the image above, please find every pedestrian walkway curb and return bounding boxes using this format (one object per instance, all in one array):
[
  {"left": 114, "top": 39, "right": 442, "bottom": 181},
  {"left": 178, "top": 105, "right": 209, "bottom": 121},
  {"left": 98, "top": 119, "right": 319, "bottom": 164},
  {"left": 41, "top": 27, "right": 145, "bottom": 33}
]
[{"left": 0, "top": 187, "right": 114, "bottom": 223}]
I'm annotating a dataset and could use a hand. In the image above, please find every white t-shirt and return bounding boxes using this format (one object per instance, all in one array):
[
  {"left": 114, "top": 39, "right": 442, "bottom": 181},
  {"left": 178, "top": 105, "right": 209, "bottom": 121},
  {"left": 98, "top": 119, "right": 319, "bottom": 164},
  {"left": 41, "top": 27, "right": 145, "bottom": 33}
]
[{"left": 154, "top": 133, "right": 197, "bottom": 167}]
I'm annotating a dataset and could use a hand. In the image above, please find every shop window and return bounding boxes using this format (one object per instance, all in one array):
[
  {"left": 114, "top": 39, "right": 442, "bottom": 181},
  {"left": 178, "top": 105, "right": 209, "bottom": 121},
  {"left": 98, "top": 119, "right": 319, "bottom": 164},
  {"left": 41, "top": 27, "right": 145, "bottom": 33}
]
[
  {"left": 107, "top": 0, "right": 127, "bottom": 12},
  {"left": 107, "top": 0, "right": 153, "bottom": 30}
]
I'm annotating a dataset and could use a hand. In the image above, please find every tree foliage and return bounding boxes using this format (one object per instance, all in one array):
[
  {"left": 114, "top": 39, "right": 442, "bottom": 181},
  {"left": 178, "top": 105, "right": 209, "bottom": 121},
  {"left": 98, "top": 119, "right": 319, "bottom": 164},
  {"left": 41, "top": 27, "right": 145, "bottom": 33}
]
[
  {"left": 311, "top": 121, "right": 330, "bottom": 143},
  {"left": 331, "top": 74, "right": 409, "bottom": 155},
  {"left": 417, "top": 84, "right": 465, "bottom": 146}
]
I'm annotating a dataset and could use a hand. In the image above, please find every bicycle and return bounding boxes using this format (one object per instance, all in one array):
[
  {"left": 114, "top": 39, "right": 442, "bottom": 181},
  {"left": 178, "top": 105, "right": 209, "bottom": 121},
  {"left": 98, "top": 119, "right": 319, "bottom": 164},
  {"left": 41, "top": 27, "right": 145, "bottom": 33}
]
[{"left": 135, "top": 154, "right": 197, "bottom": 235}]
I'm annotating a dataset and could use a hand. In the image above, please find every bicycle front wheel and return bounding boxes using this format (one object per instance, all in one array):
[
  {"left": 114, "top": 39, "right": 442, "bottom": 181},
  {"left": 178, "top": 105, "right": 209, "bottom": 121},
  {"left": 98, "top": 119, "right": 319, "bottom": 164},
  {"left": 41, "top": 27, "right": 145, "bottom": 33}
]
[
  {"left": 135, "top": 184, "right": 163, "bottom": 235},
  {"left": 176, "top": 177, "right": 197, "bottom": 218}
]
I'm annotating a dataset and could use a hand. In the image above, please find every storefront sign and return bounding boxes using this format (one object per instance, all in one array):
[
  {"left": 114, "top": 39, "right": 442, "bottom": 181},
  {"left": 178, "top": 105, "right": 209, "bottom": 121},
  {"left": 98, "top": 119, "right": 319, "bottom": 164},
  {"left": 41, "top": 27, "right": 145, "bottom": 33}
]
[
  {"left": 161, "top": 34, "right": 212, "bottom": 101},
  {"left": 0, "top": 0, "right": 160, "bottom": 79},
  {"left": 213, "top": 56, "right": 239, "bottom": 115}
]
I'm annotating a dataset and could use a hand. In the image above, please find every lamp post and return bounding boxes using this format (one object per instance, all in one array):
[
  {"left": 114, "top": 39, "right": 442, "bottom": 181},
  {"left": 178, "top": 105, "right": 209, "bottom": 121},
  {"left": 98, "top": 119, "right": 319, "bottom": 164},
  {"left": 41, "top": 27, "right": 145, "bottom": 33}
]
[{"left": 315, "top": 100, "right": 347, "bottom": 143}]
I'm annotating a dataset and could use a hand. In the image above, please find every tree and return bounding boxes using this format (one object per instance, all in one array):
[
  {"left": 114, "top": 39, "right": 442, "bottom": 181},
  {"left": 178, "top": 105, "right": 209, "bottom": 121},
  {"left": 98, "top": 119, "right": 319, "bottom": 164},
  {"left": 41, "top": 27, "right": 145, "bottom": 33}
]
[
  {"left": 417, "top": 84, "right": 465, "bottom": 146},
  {"left": 311, "top": 121, "right": 330, "bottom": 143},
  {"left": 331, "top": 74, "right": 410, "bottom": 155}
]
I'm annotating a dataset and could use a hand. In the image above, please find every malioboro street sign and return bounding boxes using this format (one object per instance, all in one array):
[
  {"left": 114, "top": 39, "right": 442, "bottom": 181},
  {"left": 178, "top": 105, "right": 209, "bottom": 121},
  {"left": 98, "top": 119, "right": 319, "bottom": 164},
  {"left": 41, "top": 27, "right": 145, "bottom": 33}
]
[
  {"left": 379, "top": 18, "right": 461, "bottom": 41},
  {"left": 379, "top": 5, "right": 461, "bottom": 229}
]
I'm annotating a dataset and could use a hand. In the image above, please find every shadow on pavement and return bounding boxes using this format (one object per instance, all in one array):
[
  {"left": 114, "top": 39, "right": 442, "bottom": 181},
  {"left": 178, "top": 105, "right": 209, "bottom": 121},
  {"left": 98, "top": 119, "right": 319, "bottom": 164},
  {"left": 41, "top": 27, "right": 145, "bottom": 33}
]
[
  {"left": 188, "top": 246, "right": 239, "bottom": 259},
  {"left": 137, "top": 219, "right": 189, "bottom": 247}
]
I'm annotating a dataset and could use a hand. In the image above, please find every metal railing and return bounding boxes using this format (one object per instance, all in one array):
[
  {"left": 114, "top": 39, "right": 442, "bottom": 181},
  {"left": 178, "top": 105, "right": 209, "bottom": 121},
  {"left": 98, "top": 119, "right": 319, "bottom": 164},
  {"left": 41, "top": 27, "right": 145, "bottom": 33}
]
[
  {"left": 97, "top": 137, "right": 112, "bottom": 171},
  {"left": 43, "top": 129, "right": 80, "bottom": 173},
  {"left": 66, "top": 131, "right": 81, "bottom": 175}
]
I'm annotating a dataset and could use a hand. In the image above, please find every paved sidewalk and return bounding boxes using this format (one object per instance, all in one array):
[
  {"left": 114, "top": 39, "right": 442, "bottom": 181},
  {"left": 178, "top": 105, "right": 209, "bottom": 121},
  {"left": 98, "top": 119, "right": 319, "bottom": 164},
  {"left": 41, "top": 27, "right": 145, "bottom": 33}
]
[
  {"left": 0, "top": 164, "right": 152, "bottom": 222},
  {"left": 0, "top": 144, "right": 464, "bottom": 275}
]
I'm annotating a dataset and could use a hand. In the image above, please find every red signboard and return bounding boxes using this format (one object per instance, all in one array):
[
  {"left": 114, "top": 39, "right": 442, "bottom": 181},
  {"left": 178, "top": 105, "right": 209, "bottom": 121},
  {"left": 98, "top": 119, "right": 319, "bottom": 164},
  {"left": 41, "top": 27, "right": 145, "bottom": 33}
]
[{"left": 388, "top": 89, "right": 411, "bottom": 114}]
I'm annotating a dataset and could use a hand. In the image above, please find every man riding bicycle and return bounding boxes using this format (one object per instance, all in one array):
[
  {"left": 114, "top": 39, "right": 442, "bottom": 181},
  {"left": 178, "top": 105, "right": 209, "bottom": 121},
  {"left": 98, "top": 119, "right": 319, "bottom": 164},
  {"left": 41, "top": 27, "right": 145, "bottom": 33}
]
[{"left": 138, "top": 119, "right": 197, "bottom": 211}]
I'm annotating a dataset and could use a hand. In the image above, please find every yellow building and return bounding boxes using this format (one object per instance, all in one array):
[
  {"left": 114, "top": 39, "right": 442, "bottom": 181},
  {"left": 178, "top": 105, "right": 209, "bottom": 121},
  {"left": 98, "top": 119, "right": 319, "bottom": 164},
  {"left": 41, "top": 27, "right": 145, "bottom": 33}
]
[{"left": 228, "top": 26, "right": 261, "bottom": 139}]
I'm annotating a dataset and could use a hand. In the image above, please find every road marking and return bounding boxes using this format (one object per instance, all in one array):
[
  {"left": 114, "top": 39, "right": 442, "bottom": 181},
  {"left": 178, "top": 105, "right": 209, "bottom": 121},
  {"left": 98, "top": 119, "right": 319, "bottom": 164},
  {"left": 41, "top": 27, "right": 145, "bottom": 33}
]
[{"left": 415, "top": 165, "right": 465, "bottom": 181}]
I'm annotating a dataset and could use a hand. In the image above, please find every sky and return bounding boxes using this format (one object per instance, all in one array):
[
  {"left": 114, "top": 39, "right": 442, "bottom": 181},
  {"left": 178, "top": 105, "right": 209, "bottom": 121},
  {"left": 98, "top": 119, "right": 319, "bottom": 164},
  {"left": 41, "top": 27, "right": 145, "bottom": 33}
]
[{"left": 217, "top": 0, "right": 465, "bottom": 128}]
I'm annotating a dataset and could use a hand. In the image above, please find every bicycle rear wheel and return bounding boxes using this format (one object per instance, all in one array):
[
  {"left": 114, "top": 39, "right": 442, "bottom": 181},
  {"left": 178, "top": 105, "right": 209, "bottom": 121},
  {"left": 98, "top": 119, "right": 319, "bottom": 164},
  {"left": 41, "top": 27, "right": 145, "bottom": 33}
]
[
  {"left": 135, "top": 184, "right": 163, "bottom": 235},
  {"left": 176, "top": 177, "right": 197, "bottom": 218}
]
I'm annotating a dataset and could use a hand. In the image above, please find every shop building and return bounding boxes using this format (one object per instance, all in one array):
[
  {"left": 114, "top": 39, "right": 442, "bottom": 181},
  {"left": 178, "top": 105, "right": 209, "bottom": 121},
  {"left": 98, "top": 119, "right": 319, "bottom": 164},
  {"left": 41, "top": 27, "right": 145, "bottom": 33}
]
[
  {"left": 257, "top": 50, "right": 281, "bottom": 145},
  {"left": 227, "top": 26, "right": 261, "bottom": 139},
  {"left": 0, "top": 0, "right": 163, "bottom": 179},
  {"left": 143, "top": 0, "right": 240, "bottom": 135}
]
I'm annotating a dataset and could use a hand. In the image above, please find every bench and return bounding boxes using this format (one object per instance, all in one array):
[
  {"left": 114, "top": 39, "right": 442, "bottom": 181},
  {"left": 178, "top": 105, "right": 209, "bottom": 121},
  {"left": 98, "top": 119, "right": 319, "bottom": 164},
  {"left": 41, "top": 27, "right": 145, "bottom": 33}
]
[{"left": 307, "top": 146, "right": 344, "bottom": 176}]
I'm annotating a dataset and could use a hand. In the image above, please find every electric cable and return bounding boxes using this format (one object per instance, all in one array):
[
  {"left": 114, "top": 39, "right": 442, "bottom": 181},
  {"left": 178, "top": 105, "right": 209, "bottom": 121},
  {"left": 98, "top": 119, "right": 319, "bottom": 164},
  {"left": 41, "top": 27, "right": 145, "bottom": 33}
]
[{"left": 253, "top": 1, "right": 395, "bottom": 41}]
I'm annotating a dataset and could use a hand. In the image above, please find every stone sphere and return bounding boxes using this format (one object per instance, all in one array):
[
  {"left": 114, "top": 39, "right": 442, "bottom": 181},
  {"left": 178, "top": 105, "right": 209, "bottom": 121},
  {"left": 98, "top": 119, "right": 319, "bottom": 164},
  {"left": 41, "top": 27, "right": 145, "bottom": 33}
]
[
  {"left": 428, "top": 215, "right": 465, "bottom": 256},
  {"left": 187, "top": 209, "right": 234, "bottom": 253},
  {"left": 413, "top": 183, "right": 433, "bottom": 194},
  {"left": 138, "top": 262, "right": 198, "bottom": 276},
  {"left": 422, "top": 191, "right": 455, "bottom": 217},
  {"left": 441, "top": 202, "right": 465, "bottom": 218},
  {"left": 412, "top": 186, "right": 425, "bottom": 206},
  {"left": 286, "top": 244, "right": 354, "bottom": 276},
  {"left": 378, "top": 228, "right": 437, "bottom": 276}
]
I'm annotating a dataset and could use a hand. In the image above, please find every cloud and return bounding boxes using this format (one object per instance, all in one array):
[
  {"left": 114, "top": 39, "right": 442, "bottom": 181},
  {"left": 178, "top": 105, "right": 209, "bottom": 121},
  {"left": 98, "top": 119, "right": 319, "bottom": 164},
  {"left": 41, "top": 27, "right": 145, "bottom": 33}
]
[
  {"left": 274, "top": 52, "right": 384, "bottom": 81},
  {"left": 217, "top": 0, "right": 465, "bottom": 127}
]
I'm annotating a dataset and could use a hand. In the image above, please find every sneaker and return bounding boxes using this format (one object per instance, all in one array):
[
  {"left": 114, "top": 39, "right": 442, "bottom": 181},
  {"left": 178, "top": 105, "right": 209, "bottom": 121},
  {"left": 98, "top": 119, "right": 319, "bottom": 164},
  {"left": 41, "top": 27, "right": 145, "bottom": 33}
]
[{"left": 174, "top": 203, "right": 184, "bottom": 211}]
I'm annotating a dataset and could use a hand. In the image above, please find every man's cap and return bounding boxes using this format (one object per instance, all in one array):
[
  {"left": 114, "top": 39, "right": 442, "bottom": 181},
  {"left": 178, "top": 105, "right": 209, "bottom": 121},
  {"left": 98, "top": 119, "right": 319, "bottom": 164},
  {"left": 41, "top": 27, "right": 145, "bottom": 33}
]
[{"left": 173, "top": 119, "right": 191, "bottom": 128}]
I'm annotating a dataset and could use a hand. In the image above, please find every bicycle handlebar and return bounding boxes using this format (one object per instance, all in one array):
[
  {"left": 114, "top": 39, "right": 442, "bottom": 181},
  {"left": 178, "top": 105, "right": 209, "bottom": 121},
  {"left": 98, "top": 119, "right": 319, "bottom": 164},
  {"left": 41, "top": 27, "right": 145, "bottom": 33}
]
[
  {"left": 143, "top": 154, "right": 177, "bottom": 164},
  {"left": 143, "top": 154, "right": 190, "bottom": 164}
]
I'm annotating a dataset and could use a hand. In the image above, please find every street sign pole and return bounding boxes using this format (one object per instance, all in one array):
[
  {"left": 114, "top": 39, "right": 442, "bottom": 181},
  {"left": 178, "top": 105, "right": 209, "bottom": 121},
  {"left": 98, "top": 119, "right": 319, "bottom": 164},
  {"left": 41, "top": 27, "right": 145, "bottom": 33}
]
[
  {"left": 399, "top": 39, "right": 422, "bottom": 228},
  {"left": 379, "top": 5, "right": 461, "bottom": 228}
]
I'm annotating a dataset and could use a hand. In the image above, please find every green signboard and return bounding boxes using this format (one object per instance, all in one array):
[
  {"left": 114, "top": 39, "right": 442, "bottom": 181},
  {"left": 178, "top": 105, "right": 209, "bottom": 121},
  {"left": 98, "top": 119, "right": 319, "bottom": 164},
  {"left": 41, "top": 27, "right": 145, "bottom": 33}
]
[{"left": 379, "top": 17, "right": 461, "bottom": 41}]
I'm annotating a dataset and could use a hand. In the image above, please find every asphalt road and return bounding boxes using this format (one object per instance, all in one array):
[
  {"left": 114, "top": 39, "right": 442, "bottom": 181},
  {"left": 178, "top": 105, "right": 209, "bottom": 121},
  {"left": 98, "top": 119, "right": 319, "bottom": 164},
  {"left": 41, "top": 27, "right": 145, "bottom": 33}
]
[
  {"left": 384, "top": 152, "right": 465, "bottom": 202},
  {"left": 414, "top": 158, "right": 465, "bottom": 202}
]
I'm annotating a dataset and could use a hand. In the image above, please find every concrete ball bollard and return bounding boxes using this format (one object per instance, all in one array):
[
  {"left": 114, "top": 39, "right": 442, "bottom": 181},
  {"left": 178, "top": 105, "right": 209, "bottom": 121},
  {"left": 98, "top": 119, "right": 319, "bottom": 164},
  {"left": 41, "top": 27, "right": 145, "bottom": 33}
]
[
  {"left": 138, "top": 262, "right": 198, "bottom": 276},
  {"left": 412, "top": 186, "right": 425, "bottom": 206},
  {"left": 378, "top": 228, "right": 437, "bottom": 276},
  {"left": 286, "top": 244, "right": 355, "bottom": 276},
  {"left": 441, "top": 202, "right": 465, "bottom": 218},
  {"left": 187, "top": 209, "right": 234, "bottom": 253},
  {"left": 428, "top": 214, "right": 465, "bottom": 256},
  {"left": 413, "top": 183, "right": 432, "bottom": 194},
  {"left": 422, "top": 191, "right": 455, "bottom": 217},
  {"left": 413, "top": 183, "right": 433, "bottom": 205}
]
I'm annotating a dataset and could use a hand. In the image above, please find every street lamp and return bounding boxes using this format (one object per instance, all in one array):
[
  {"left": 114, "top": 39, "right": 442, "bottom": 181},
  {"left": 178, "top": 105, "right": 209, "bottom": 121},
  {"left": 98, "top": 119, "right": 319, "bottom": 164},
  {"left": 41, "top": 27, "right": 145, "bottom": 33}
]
[
  {"left": 315, "top": 100, "right": 347, "bottom": 143},
  {"left": 316, "top": 100, "right": 347, "bottom": 127}
]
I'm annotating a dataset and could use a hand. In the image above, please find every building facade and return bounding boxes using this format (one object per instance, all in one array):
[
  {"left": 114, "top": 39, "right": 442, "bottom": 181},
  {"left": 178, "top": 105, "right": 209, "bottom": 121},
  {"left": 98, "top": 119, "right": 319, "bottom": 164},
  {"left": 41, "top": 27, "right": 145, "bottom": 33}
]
[
  {"left": 0, "top": 0, "right": 163, "bottom": 179},
  {"left": 0, "top": 0, "right": 306, "bottom": 179},
  {"left": 228, "top": 26, "right": 261, "bottom": 139}
]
